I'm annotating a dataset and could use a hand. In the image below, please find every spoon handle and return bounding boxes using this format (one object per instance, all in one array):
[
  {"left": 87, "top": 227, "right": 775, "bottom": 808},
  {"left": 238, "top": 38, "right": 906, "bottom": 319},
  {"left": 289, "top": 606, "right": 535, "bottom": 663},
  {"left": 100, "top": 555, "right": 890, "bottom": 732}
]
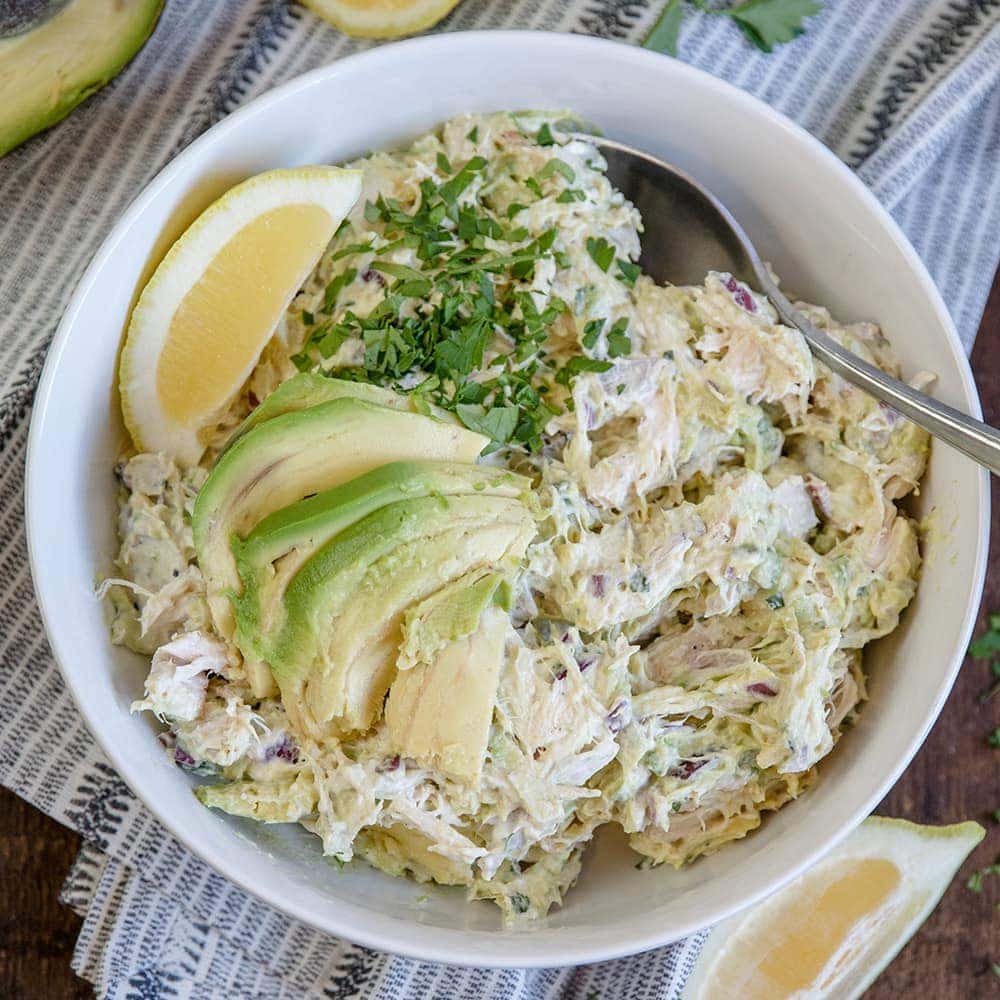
[{"left": 762, "top": 280, "right": 1000, "bottom": 476}]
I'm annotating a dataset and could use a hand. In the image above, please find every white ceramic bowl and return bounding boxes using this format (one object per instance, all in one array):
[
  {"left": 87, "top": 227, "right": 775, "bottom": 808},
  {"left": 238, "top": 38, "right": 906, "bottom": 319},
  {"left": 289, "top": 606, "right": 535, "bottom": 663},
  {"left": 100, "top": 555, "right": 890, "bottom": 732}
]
[{"left": 26, "top": 32, "right": 989, "bottom": 967}]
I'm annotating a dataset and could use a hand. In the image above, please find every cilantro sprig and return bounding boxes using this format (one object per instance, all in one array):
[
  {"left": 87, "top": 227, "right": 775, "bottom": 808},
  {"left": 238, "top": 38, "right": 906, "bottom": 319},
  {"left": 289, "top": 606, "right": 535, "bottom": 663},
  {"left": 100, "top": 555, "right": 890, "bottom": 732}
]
[{"left": 645, "top": 0, "right": 821, "bottom": 57}]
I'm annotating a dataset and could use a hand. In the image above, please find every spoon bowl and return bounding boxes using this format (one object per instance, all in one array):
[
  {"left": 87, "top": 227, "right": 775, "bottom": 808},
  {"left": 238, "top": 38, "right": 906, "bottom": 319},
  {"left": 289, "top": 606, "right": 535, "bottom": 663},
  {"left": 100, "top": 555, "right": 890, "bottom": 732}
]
[{"left": 595, "top": 135, "right": 1000, "bottom": 476}]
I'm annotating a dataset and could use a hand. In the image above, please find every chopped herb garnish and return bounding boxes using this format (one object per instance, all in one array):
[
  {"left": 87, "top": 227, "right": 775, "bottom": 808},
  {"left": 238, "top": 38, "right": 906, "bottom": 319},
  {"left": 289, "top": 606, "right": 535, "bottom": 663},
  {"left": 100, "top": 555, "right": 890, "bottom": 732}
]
[
  {"left": 586, "top": 236, "right": 615, "bottom": 272},
  {"left": 582, "top": 319, "right": 604, "bottom": 349},
  {"left": 556, "top": 356, "right": 613, "bottom": 386},
  {"left": 438, "top": 155, "right": 487, "bottom": 204},
  {"left": 536, "top": 122, "right": 555, "bottom": 146},
  {"left": 506, "top": 202, "right": 528, "bottom": 219},
  {"left": 556, "top": 189, "right": 587, "bottom": 203},
  {"left": 990, "top": 727, "right": 1000, "bottom": 749},
  {"left": 616, "top": 258, "right": 641, "bottom": 286},
  {"left": 436, "top": 152, "right": 452, "bottom": 174},
  {"left": 524, "top": 177, "right": 543, "bottom": 199},
  {"left": 606, "top": 317, "right": 631, "bottom": 358},
  {"left": 301, "top": 310, "right": 314, "bottom": 326},
  {"left": 616, "top": 383, "right": 626, "bottom": 394},
  {"left": 332, "top": 238, "right": 375, "bottom": 261},
  {"left": 537, "top": 158, "right": 575, "bottom": 184},
  {"left": 322, "top": 267, "right": 357, "bottom": 313},
  {"left": 510, "top": 892, "right": 531, "bottom": 914},
  {"left": 466, "top": 125, "right": 479, "bottom": 143}
]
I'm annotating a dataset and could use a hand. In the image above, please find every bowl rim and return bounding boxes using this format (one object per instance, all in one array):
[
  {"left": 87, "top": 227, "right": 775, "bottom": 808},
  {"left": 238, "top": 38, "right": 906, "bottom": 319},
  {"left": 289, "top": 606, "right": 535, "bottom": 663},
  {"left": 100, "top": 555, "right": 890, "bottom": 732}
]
[{"left": 25, "top": 29, "right": 990, "bottom": 968}]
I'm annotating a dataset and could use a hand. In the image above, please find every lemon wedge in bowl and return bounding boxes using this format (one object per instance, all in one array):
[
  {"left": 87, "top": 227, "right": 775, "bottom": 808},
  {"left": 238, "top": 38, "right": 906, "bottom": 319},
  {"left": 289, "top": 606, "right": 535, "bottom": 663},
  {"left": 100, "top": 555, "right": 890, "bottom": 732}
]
[
  {"left": 684, "top": 817, "right": 984, "bottom": 1000},
  {"left": 119, "top": 166, "right": 362, "bottom": 466},
  {"left": 302, "top": 0, "right": 463, "bottom": 39}
]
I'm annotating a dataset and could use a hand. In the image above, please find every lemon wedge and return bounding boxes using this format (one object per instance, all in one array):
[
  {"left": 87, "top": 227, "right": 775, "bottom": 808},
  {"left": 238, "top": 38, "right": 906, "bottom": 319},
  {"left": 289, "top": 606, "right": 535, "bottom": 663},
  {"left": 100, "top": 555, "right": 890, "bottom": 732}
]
[
  {"left": 119, "top": 166, "right": 362, "bottom": 465},
  {"left": 685, "top": 817, "right": 984, "bottom": 1000},
  {"left": 302, "top": 0, "right": 463, "bottom": 39}
]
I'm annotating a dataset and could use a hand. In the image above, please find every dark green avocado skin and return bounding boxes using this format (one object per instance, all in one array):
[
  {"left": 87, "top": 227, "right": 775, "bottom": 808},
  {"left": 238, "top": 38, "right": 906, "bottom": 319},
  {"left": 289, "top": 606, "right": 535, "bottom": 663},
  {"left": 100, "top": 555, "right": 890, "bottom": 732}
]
[
  {"left": 0, "top": 1, "right": 70, "bottom": 38},
  {"left": 0, "top": 0, "right": 164, "bottom": 156}
]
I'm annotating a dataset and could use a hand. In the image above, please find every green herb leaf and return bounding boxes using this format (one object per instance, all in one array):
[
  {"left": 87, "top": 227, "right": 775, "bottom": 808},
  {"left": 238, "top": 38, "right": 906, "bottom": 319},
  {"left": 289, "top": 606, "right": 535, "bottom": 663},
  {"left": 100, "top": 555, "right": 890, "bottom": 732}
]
[
  {"left": 506, "top": 202, "right": 528, "bottom": 219},
  {"left": 644, "top": 0, "right": 685, "bottom": 56},
  {"left": 586, "top": 236, "right": 616, "bottom": 272},
  {"left": 322, "top": 267, "right": 357, "bottom": 313},
  {"left": 555, "top": 356, "right": 613, "bottom": 386},
  {"left": 616, "top": 259, "right": 642, "bottom": 286},
  {"left": 436, "top": 152, "right": 452, "bottom": 174},
  {"left": 301, "top": 310, "right": 314, "bottom": 326},
  {"left": 538, "top": 158, "right": 575, "bottom": 184},
  {"left": 332, "top": 239, "right": 375, "bottom": 261},
  {"left": 989, "top": 728, "right": 1000, "bottom": 749},
  {"left": 524, "top": 177, "right": 543, "bottom": 199},
  {"left": 536, "top": 123, "right": 555, "bottom": 146},
  {"left": 466, "top": 125, "right": 479, "bottom": 143},
  {"left": 370, "top": 260, "right": 427, "bottom": 283},
  {"left": 725, "top": 0, "right": 822, "bottom": 53},
  {"left": 556, "top": 188, "right": 587, "bottom": 204},
  {"left": 455, "top": 403, "right": 519, "bottom": 447},
  {"left": 582, "top": 319, "right": 604, "bottom": 349},
  {"left": 438, "top": 155, "right": 487, "bottom": 204},
  {"left": 606, "top": 317, "right": 631, "bottom": 357}
]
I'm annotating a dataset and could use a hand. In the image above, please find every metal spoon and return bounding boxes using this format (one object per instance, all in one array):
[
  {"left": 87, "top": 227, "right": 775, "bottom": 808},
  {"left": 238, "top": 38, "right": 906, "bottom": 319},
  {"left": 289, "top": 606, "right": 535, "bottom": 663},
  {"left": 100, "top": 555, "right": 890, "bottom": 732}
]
[{"left": 592, "top": 136, "right": 1000, "bottom": 476}]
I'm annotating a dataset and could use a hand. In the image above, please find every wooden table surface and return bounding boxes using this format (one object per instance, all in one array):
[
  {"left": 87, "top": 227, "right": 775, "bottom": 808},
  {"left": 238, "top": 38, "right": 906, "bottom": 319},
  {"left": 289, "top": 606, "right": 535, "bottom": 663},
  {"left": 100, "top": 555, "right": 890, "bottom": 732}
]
[{"left": 2, "top": 276, "right": 998, "bottom": 1000}]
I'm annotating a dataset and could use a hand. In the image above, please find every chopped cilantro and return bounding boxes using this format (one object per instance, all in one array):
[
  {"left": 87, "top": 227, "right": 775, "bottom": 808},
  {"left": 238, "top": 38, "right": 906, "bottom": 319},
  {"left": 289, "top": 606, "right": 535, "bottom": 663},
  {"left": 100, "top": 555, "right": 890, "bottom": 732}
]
[
  {"left": 332, "top": 238, "right": 375, "bottom": 261},
  {"left": 438, "top": 155, "right": 487, "bottom": 204},
  {"left": 466, "top": 125, "right": 479, "bottom": 143},
  {"left": 616, "top": 383, "right": 626, "bottom": 394},
  {"left": 537, "top": 158, "right": 575, "bottom": 184},
  {"left": 556, "top": 356, "right": 613, "bottom": 386},
  {"left": 510, "top": 892, "right": 531, "bottom": 914},
  {"left": 616, "top": 258, "right": 641, "bottom": 286},
  {"left": 322, "top": 267, "right": 357, "bottom": 313},
  {"left": 556, "top": 188, "right": 586, "bottom": 203},
  {"left": 301, "top": 309, "right": 314, "bottom": 326},
  {"left": 606, "top": 317, "right": 631, "bottom": 357},
  {"left": 524, "top": 176, "right": 543, "bottom": 199},
  {"left": 582, "top": 319, "right": 604, "bottom": 349},
  {"left": 536, "top": 122, "right": 555, "bottom": 146},
  {"left": 506, "top": 202, "right": 527, "bottom": 219},
  {"left": 436, "top": 152, "right": 452, "bottom": 174},
  {"left": 586, "top": 236, "right": 615, "bottom": 272}
]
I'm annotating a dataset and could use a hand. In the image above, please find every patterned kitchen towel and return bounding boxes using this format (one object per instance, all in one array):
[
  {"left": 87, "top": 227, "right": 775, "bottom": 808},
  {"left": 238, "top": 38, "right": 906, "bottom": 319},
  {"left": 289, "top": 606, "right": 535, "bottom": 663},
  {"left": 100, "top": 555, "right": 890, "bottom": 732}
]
[{"left": 0, "top": 1, "right": 998, "bottom": 997}]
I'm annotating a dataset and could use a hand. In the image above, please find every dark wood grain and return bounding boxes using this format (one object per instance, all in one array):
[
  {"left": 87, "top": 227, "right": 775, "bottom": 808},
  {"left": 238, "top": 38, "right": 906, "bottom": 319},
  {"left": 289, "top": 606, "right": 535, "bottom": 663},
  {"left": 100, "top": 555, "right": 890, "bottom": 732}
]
[{"left": 1, "top": 272, "right": 998, "bottom": 1000}]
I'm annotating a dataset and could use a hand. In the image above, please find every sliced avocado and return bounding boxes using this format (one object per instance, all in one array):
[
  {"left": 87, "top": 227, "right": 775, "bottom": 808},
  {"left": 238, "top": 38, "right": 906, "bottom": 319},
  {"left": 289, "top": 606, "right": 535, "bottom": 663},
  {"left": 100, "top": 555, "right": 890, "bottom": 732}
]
[
  {"left": 195, "top": 771, "right": 317, "bottom": 823},
  {"left": 395, "top": 568, "right": 507, "bottom": 671},
  {"left": 356, "top": 825, "right": 471, "bottom": 886},
  {"left": 232, "top": 461, "right": 527, "bottom": 664},
  {"left": 268, "top": 494, "right": 535, "bottom": 736},
  {"left": 192, "top": 396, "right": 489, "bottom": 695},
  {"left": 227, "top": 373, "right": 418, "bottom": 449},
  {"left": 0, "top": 0, "right": 164, "bottom": 157},
  {"left": 386, "top": 602, "right": 508, "bottom": 782}
]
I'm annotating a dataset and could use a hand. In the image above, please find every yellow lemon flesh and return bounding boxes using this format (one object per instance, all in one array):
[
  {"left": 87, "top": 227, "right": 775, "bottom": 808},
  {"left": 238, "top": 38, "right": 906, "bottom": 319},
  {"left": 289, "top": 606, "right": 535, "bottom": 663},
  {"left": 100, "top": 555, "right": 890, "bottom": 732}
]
[
  {"left": 119, "top": 166, "right": 362, "bottom": 465},
  {"left": 686, "top": 817, "right": 984, "bottom": 1000},
  {"left": 302, "top": 0, "right": 463, "bottom": 39}
]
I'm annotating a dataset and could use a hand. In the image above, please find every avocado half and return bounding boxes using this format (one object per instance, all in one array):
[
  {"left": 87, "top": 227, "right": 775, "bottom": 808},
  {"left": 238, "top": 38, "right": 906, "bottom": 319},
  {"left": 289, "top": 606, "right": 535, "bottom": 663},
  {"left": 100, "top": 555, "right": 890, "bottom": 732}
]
[{"left": 0, "top": 0, "right": 164, "bottom": 157}]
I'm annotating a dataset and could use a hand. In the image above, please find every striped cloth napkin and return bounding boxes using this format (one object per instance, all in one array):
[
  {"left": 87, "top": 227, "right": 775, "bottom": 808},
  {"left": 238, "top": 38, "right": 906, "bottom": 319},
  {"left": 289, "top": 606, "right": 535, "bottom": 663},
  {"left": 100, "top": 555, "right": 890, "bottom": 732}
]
[{"left": 1, "top": 2, "right": 998, "bottom": 997}]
